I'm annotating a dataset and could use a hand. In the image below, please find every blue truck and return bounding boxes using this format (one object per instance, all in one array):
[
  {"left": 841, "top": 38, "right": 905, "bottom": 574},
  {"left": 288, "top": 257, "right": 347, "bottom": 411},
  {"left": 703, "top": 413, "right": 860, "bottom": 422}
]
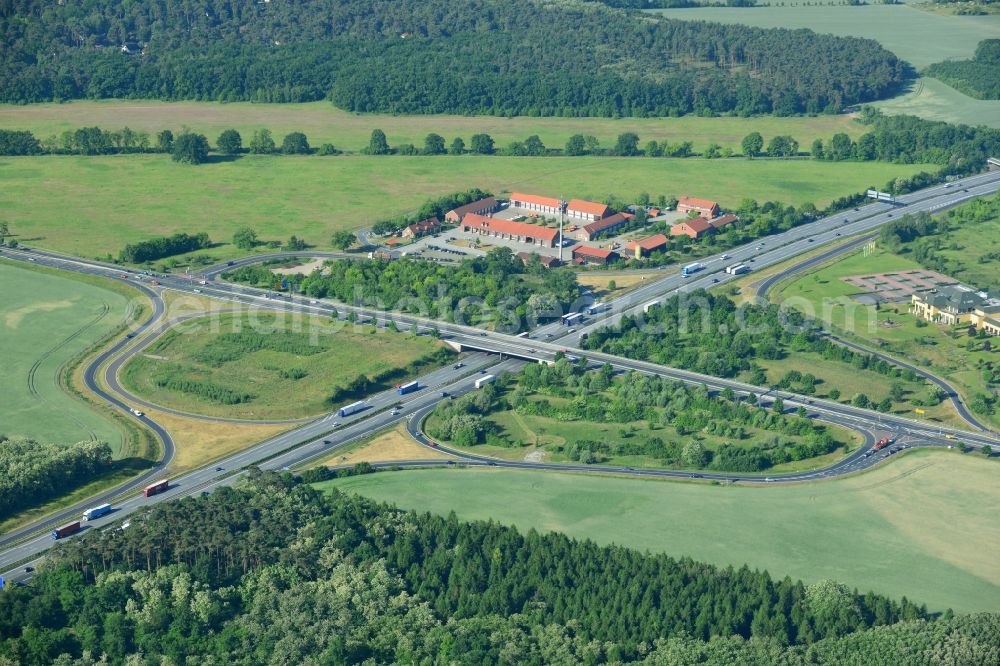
[{"left": 396, "top": 381, "right": 419, "bottom": 395}]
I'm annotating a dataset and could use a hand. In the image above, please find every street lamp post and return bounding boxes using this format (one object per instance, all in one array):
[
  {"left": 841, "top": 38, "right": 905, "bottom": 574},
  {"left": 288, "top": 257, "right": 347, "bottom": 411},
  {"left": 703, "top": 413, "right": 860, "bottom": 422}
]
[{"left": 558, "top": 198, "right": 566, "bottom": 263}]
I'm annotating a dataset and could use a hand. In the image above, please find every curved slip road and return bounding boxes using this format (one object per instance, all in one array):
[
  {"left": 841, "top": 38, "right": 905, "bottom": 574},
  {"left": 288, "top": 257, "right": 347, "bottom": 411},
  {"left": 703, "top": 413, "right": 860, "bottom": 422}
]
[
  {"left": 753, "top": 233, "right": 994, "bottom": 434},
  {"left": 2, "top": 168, "right": 999, "bottom": 579}
]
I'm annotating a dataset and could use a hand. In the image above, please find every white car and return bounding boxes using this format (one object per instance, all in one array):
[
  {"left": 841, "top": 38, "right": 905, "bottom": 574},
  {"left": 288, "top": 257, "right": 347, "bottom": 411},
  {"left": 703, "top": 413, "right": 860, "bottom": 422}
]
[
  {"left": 309, "top": 299, "right": 318, "bottom": 304},
  {"left": 131, "top": 408, "right": 144, "bottom": 417},
  {"left": 720, "top": 254, "right": 730, "bottom": 260}
]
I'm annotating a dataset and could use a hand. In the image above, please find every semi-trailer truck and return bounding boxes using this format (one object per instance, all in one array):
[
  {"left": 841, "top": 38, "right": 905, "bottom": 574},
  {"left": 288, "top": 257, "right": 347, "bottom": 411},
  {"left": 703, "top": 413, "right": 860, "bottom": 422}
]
[
  {"left": 561, "top": 312, "right": 583, "bottom": 326},
  {"left": 82, "top": 503, "right": 112, "bottom": 521},
  {"left": 52, "top": 521, "right": 81, "bottom": 540},
  {"left": 338, "top": 400, "right": 366, "bottom": 417},
  {"left": 397, "top": 381, "right": 419, "bottom": 395},
  {"left": 873, "top": 436, "right": 892, "bottom": 451},
  {"left": 143, "top": 479, "right": 169, "bottom": 497},
  {"left": 643, "top": 300, "right": 660, "bottom": 313},
  {"left": 474, "top": 374, "right": 496, "bottom": 389},
  {"left": 681, "top": 262, "right": 704, "bottom": 277},
  {"left": 725, "top": 263, "right": 750, "bottom": 275},
  {"left": 586, "top": 302, "right": 608, "bottom": 315}
]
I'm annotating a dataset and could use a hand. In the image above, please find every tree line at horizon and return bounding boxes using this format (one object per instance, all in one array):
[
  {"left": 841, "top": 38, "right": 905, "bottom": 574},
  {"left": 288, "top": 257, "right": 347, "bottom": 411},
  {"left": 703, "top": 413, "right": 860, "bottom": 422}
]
[
  {"left": 6, "top": 471, "right": 990, "bottom": 665},
  {"left": 1, "top": 0, "right": 905, "bottom": 117}
]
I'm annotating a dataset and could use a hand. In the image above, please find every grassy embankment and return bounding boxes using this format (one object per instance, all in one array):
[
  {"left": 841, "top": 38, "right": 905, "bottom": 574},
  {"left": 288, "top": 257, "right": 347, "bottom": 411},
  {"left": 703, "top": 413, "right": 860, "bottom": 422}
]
[
  {"left": 120, "top": 311, "right": 450, "bottom": 421},
  {"left": 653, "top": 4, "right": 1000, "bottom": 127},
  {"left": 0, "top": 155, "right": 931, "bottom": 261},
  {"left": 320, "top": 449, "right": 1000, "bottom": 613},
  {"left": 306, "top": 422, "right": 450, "bottom": 469}
]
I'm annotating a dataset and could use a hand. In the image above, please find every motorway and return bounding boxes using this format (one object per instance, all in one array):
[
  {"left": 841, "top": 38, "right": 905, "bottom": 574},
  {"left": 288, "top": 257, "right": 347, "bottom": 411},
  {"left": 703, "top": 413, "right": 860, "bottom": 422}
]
[{"left": 2, "top": 168, "right": 999, "bottom": 584}]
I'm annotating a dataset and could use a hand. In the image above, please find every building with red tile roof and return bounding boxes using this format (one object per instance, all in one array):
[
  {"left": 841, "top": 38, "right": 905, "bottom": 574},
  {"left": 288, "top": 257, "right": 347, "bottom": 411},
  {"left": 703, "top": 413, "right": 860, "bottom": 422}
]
[
  {"left": 461, "top": 213, "right": 560, "bottom": 247},
  {"left": 677, "top": 196, "right": 720, "bottom": 218},
  {"left": 444, "top": 196, "right": 497, "bottom": 223},
  {"left": 517, "top": 251, "right": 561, "bottom": 268},
  {"left": 509, "top": 192, "right": 562, "bottom": 215},
  {"left": 670, "top": 216, "right": 712, "bottom": 240},
  {"left": 402, "top": 217, "right": 441, "bottom": 238},
  {"left": 625, "top": 233, "right": 669, "bottom": 258},
  {"left": 709, "top": 214, "right": 738, "bottom": 230},
  {"left": 572, "top": 245, "right": 617, "bottom": 266},
  {"left": 566, "top": 198, "right": 611, "bottom": 221},
  {"left": 575, "top": 212, "right": 632, "bottom": 242}
]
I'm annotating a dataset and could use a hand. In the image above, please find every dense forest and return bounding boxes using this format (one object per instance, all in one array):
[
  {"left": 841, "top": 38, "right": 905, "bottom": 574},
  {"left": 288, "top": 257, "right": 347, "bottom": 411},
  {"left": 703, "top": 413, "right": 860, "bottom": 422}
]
[
  {"left": 925, "top": 40, "right": 1000, "bottom": 100},
  {"left": 0, "top": 436, "right": 112, "bottom": 519},
  {"left": 225, "top": 247, "right": 581, "bottom": 333},
  {"left": 1, "top": 0, "right": 905, "bottom": 115},
  {"left": 428, "top": 363, "right": 843, "bottom": 472},
  {"left": 6, "top": 472, "right": 994, "bottom": 666}
]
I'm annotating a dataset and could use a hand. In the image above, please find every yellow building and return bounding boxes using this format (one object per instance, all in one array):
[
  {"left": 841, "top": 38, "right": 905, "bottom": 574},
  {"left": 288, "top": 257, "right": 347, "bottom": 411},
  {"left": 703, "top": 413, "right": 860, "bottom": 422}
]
[{"left": 911, "top": 286, "right": 1000, "bottom": 335}]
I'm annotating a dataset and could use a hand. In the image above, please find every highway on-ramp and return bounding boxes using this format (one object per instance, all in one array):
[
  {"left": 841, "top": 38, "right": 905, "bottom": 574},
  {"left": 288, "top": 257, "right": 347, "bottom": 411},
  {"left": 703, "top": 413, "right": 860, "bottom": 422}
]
[{"left": 2, "top": 169, "right": 999, "bottom": 583}]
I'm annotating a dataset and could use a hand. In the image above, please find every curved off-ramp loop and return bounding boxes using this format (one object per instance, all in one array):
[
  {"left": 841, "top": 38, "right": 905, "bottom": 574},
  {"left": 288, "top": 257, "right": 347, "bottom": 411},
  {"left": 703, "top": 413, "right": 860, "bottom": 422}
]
[
  {"left": 0, "top": 282, "right": 175, "bottom": 551},
  {"left": 105, "top": 308, "right": 316, "bottom": 426},
  {"left": 398, "top": 378, "right": 881, "bottom": 485},
  {"left": 754, "top": 234, "right": 993, "bottom": 434}
]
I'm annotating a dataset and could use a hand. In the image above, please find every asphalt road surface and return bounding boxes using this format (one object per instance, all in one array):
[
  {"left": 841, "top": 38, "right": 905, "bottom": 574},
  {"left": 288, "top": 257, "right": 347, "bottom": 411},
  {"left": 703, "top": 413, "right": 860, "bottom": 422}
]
[{"left": 2, "top": 169, "right": 998, "bottom": 584}]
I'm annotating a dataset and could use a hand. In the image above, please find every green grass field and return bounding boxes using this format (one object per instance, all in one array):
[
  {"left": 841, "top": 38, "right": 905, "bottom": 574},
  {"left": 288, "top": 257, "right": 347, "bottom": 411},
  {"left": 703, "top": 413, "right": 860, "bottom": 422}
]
[
  {"left": 0, "top": 155, "right": 931, "bottom": 260},
  {"left": 774, "top": 245, "right": 1000, "bottom": 430},
  {"left": 0, "top": 100, "right": 869, "bottom": 155},
  {"left": 0, "top": 261, "right": 133, "bottom": 451},
  {"left": 120, "top": 312, "right": 449, "bottom": 420},
  {"left": 322, "top": 450, "right": 1000, "bottom": 613},
  {"left": 653, "top": 5, "right": 1000, "bottom": 127}
]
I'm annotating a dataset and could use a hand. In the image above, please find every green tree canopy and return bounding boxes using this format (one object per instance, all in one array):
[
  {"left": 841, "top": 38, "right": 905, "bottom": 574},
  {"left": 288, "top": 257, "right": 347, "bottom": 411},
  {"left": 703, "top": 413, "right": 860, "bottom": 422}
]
[
  {"left": 171, "top": 132, "right": 210, "bottom": 164},
  {"left": 216, "top": 128, "right": 242, "bottom": 154},
  {"left": 281, "top": 131, "right": 311, "bottom": 154}
]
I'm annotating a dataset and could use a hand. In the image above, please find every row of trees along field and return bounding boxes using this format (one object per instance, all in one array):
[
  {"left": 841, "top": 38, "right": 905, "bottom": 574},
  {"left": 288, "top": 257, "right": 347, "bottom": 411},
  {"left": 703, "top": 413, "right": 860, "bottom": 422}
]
[
  {"left": 428, "top": 363, "right": 843, "bottom": 472},
  {"left": 581, "top": 289, "right": 932, "bottom": 407},
  {"left": 224, "top": 247, "right": 581, "bottom": 333},
  {"left": 2, "top": 110, "right": 999, "bottom": 174},
  {"left": 925, "top": 40, "right": 1000, "bottom": 100},
  {"left": 4, "top": 471, "right": 987, "bottom": 666},
  {"left": 0, "top": 436, "right": 112, "bottom": 520},
  {"left": 0, "top": 0, "right": 904, "bottom": 115}
]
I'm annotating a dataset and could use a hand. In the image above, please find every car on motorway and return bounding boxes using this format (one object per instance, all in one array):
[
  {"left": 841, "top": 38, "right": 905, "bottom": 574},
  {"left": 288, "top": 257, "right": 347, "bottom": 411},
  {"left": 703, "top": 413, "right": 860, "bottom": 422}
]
[
  {"left": 453, "top": 363, "right": 464, "bottom": 369},
  {"left": 711, "top": 278, "right": 719, "bottom": 283},
  {"left": 720, "top": 254, "right": 730, "bottom": 260},
  {"left": 215, "top": 466, "right": 224, "bottom": 472},
  {"left": 131, "top": 408, "right": 143, "bottom": 417},
  {"left": 441, "top": 391, "right": 449, "bottom": 398},
  {"left": 690, "top": 473, "right": 703, "bottom": 479},
  {"left": 23, "top": 566, "right": 34, "bottom": 573},
  {"left": 193, "top": 288, "right": 201, "bottom": 293},
  {"left": 309, "top": 300, "right": 318, "bottom": 304}
]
